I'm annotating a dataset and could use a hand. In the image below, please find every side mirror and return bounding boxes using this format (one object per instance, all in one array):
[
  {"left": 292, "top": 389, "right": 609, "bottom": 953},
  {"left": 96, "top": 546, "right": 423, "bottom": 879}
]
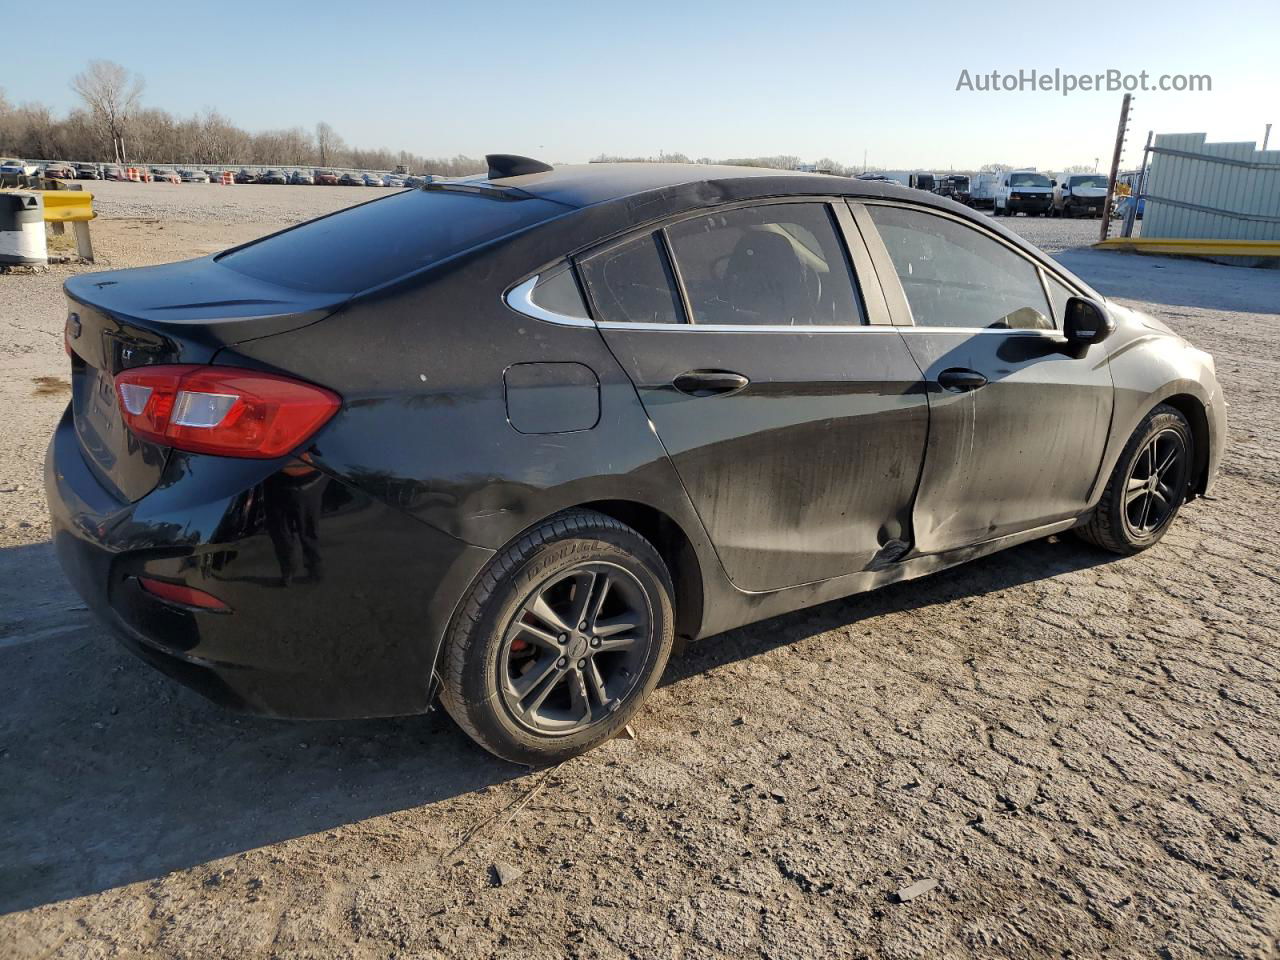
[
  {"left": 1051, "top": 180, "right": 1058, "bottom": 187},
  {"left": 1063, "top": 296, "right": 1116, "bottom": 347}
]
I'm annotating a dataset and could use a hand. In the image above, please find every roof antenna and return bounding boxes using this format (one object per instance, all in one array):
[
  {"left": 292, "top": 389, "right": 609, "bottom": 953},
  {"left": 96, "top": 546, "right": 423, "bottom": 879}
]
[{"left": 486, "top": 154, "right": 553, "bottom": 179}]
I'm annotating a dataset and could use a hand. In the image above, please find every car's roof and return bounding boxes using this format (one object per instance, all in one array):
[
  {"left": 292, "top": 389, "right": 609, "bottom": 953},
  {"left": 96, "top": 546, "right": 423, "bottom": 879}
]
[{"left": 481, "top": 162, "right": 927, "bottom": 209}]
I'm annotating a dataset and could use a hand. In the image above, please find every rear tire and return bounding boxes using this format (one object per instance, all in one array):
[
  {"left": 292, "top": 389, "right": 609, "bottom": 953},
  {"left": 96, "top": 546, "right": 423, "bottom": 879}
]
[
  {"left": 1076, "top": 404, "right": 1193, "bottom": 555},
  {"left": 439, "top": 510, "right": 675, "bottom": 765}
]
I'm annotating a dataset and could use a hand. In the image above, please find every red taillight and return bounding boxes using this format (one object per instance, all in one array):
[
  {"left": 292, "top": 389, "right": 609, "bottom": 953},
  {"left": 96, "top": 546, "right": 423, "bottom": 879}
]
[
  {"left": 138, "top": 577, "right": 231, "bottom": 612},
  {"left": 113, "top": 365, "right": 340, "bottom": 459}
]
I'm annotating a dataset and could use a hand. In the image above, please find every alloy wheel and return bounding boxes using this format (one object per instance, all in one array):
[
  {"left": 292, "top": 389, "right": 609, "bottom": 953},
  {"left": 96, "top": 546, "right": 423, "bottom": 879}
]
[
  {"left": 498, "top": 563, "right": 653, "bottom": 736},
  {"left": 1123, "top": 428, "right": 1187, "bottom": 539}
]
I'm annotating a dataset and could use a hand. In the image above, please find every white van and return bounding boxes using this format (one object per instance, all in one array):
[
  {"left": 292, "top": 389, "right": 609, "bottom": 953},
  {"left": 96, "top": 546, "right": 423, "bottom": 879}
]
[
  {"left": 1052, "top": 173, "right": 1110, "bottom": 218},
  {"left": 993, "top": 170, "right": 1053, "bottom": 217}
]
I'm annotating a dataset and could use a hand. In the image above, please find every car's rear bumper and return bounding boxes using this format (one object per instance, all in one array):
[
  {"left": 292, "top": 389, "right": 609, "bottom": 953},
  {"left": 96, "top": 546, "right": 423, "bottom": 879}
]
[{"left": 45, "top": 408, "right": 494, "bottom": 718}]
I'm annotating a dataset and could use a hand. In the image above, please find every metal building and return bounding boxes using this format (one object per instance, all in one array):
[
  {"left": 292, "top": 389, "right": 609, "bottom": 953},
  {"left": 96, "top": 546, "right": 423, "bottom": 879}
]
[{"left": 1142, "top": 133, "right": 1280, "bottom": 242}]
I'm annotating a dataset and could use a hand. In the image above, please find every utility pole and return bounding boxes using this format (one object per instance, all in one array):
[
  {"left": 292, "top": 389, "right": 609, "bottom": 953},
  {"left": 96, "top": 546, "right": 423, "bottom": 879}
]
[
  {"left": 1265, "top": 123, "right": 1273, "bottom": 151},
  {"left": 1100, "top": 93, "right": 1133, "bottom": 242}
]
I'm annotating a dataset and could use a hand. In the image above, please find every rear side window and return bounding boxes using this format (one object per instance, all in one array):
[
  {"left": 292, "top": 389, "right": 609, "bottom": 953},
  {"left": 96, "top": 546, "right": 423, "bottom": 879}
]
[
  {"left": 665, "top": 203, "right": 864, "bottom": 326},
  {"left": 529, "top": 264, "right": 589, "bottom": 319},
  {"left": 866, "top": 205, "right": 1053, "bottom": 330},
  {"left": 218, "top": 188, "right": 566, "bottom": 293},
  {"left": 579, "top": 233, "right": 685, "bottom": 325}
]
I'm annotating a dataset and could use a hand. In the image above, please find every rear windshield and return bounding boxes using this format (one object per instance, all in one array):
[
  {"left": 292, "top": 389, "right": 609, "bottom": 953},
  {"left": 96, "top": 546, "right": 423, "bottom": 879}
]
[{"left": 218, "top": 187, "right": 566, "bottom": 293}]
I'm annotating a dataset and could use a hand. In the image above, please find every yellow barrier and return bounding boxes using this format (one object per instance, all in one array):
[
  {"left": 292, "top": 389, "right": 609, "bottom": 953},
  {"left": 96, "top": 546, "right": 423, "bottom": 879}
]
[
  {"left": 39, "top": 190, "right": 96, "bottom": 222},
  {"left": 1094, "top": 236, "right": 1280, "bottom": 258}
]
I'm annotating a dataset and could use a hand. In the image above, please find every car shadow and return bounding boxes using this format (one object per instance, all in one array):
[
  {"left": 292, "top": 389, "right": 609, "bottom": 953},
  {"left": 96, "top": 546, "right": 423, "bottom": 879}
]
[
  {"left": 662, "top": 533, "right": 1115, "bottom": 687},
  {"left": 0, "top": 541, "right": 519, "bottom": 915},
  {"left": 0, "top": 533, "right": 1114, "bottom": 914}
]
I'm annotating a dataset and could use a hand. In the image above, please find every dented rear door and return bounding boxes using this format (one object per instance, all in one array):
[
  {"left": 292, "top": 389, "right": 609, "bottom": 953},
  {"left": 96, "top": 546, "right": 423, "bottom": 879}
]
[{"left": 580, "top": 201, "right": 929, "bottom": 593}]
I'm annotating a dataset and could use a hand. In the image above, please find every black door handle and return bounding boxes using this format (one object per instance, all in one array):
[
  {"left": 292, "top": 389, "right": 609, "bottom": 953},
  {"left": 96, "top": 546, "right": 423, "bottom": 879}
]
[
  {"left": 672, "top": 370, "right": 750, "bottom": 397},
  {"left": 937, "top": 368, "right": 988, "bottom": 392}
]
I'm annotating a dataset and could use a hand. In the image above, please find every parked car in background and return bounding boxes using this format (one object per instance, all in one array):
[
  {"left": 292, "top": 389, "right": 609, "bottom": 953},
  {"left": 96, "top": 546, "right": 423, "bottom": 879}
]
[
  {"left": 102, "top": 165, "right": 128, "bottom": 181},
  {"left": 382, "top": 173, "right": 406, "bottom": 187},
  {"left": 150, "top": 168, "right": 181, "bottom": 184},
  {"left": 46, "top": 157, "right": 1225, "bottom": 764},
  {"left": 0, "top": 158, "right": 40, "bottom": 177},
  {"left": 44, "top": 163, "right": 77, "bottom": 180},
  {"left": 289, "top": 170, "right": 314, "bottom": 185},
  {"left": 361, "top": 173, "right": 383, "bottom": 187},
  {"left": 313, "top": 169, "right": 339, "bottom": 185},
  {"left": 338, "top": 172, "right": 363, "bottom": 186},
  {"left": 994, "top": 169, "right": 1053, "bottom": 216},
  {"left": 1113, "top": 194, "right": 1145, "bottom": 221},
  {"left": 258, "top": 169, "right": 288, "bottom": 185},
  {"left": 404, "top": 174, "right": 427, "bottom": 187},
  {"left": 1053, "top": 173, "right": 1109, "bottom": 218},
  {"left": 234, "top": 169, "right": 257, "bottom": 184},
  {"left": 908, "top": 172, "right": 936, "bottom": 191},
  {"left": 75, "top": 163, "right": 101, "bottom": 180},
  {"left": 179, "top": 169, "right": 210, "bottom": 183}
]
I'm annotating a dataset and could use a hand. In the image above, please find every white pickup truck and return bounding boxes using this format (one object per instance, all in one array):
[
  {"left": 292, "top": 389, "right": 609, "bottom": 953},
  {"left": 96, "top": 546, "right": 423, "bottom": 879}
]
[
  {"left": 1052, "top": 173, "right": 1110, "bottom": 218},
  {"left": 993, "top": 170, "right": 1054, "bottom": 217}
]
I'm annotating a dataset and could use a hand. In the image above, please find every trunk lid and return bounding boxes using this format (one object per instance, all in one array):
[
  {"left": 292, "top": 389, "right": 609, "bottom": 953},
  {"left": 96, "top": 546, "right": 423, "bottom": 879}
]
[{"left": 64, "top": 257, "right": 347, "bottom": 502}]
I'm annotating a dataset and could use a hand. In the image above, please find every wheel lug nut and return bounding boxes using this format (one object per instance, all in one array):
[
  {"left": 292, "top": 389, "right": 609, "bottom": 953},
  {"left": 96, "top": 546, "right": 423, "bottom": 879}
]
[
  {"left": 579, "top": 621, "right": 588, "bottom": 630},
  {"left": 557, "top": 657, "right": 567, "bottom": 668},
  {"left": 558, "top": 634, "right": 567, "bottom": 644},
  {"left": 590, "top": 638, "right": 600, "bottom": 648},
  {"left": 577, "top": 659, "right": 587, "bottom": 669}
]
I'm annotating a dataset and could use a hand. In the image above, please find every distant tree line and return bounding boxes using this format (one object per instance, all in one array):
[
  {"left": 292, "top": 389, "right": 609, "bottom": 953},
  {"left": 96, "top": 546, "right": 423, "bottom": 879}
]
[
  {"left": 590, "top": 152, "right": 862, "bottom": 176},
  {"left": 0, "top": 61, "right": 486, "bottom": 175}
]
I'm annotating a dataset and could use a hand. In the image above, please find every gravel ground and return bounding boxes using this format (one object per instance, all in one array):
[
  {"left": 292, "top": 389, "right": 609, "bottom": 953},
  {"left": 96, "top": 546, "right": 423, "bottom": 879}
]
[
  {"left": 1, "top": 188, "right": 1277, "bottom": 960},
  {"left": 86, "top": 179, "right": 384, "bottom": 225}
]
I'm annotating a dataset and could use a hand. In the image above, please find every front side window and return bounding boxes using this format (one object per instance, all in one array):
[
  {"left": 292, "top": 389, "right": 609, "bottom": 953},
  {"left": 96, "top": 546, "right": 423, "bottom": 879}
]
[
  {"left": 1045, "top": 274, "right": 1076, "bottom": 326},
  {"left": 665, "top": 203, "right": 864, "bottom": 326},
  {"left": 578, "top": 233, "right": 685, "bottom": 325},
  {"left": 866, "top": 205, "right": 1053, "bottom": 330}
]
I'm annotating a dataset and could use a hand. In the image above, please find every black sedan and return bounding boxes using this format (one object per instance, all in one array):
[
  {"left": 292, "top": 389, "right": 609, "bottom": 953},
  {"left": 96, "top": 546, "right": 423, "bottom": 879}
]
[{"left": 47, "top": 156, "right": 1226, "bottom": 764}]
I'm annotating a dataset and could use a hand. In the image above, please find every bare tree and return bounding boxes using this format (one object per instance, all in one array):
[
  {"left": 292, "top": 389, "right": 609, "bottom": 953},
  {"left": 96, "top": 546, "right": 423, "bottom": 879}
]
[
  {"left": 315, "top": 121, "right": 343, "bottom": 166},
  {"left": 71, "top": 60, "right": 144, "bottom": 161}
]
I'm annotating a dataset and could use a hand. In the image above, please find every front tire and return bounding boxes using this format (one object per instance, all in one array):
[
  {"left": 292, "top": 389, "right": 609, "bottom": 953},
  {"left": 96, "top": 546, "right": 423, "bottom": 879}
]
[
  {"left": 1077, "top": 404, "right": 1193, "bottom": 554},
  {"left": 439, "top": 510, "right": 675, "bottom": 765}
]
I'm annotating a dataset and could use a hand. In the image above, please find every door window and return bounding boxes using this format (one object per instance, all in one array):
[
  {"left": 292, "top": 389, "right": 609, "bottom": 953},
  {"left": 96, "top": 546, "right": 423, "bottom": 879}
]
[
  {"left": 665, "top": 203, "right": 864, "bottom": 326},
  {"left": 1044, "top": 274, "right": 1075, "bottom": 328},
  {"left": 866, "top": 205, "right": 1053, "bottom": 330},
  {"left": 578, "top": 233, "right": 685, "bottom": 325}
]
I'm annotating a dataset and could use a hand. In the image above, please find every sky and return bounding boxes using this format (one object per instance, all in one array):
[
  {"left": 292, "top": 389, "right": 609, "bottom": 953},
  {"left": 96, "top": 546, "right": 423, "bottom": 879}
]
[{"left": 5, "top": 0, "right": 1278, "bottom": 171}]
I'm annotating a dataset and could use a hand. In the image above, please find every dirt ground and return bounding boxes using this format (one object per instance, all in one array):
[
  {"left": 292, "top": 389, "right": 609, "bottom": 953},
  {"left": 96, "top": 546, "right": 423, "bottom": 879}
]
[{"left": 0, "top": 188, "right": 1277, "bottom": 960}]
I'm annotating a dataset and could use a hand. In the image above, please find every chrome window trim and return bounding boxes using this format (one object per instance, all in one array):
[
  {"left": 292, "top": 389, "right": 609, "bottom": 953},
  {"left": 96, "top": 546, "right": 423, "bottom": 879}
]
[
  {"left": 898, "top": 326, "right": 1065, "bottom": 338},
  {"left": 595, "top": 322, "right": 903, "bottom": 333},
  {"left": 504, "top": 275, "right": 595, "bottom": 328}
]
